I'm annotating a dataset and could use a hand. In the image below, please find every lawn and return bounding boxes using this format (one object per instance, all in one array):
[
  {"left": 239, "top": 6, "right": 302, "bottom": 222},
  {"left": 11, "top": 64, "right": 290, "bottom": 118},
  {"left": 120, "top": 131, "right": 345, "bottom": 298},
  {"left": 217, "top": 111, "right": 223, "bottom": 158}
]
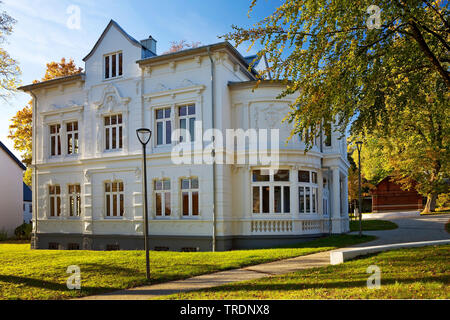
[
  {"left": 350, "top": 219, "right": 398, "bottom": 232},
  {"left": 0, "top": 234, "right": 375, "bottom": 300},
  {"left": 162, "top": 245, "right": 450, "bottom": 300}
]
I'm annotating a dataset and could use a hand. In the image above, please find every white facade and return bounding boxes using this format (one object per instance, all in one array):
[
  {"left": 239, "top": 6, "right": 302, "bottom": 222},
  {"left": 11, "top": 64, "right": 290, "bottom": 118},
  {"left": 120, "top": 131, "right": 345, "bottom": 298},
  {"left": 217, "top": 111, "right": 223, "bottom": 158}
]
[
  {"left": 20, "top": 20, "right": 349, "bottom": 251},
  {"left": 0, "top": 142, "right": 25, "bottom": 237}
]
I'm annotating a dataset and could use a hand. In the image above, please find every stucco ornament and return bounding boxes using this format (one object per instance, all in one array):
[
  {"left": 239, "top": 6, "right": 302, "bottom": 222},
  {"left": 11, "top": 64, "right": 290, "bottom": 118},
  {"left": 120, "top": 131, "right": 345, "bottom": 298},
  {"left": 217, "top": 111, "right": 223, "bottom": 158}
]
[{"left": 94, "top": 84, "right": 131, "bottom": 111}]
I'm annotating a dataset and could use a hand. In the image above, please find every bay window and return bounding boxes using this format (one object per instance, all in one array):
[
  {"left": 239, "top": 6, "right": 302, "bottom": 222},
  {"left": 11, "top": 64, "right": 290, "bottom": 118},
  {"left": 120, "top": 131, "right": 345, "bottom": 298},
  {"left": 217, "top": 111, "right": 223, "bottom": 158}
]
[
  {"left": 252, "top": 169, "right": 290, "bottom": 214},
  {"left": 298, "top": 170, "right": 318, "bottom": 214}
]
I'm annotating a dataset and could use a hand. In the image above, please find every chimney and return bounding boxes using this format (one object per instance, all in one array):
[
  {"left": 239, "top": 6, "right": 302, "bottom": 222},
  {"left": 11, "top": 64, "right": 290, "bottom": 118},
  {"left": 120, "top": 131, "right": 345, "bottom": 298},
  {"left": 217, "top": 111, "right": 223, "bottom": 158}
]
[{"left": 140, "top": 36, "right": 157, "bottom": 58}]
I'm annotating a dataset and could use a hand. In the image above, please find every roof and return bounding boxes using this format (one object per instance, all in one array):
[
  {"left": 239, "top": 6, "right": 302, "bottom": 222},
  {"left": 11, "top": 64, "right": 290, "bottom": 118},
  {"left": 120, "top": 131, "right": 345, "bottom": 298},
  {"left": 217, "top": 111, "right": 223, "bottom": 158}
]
[
  {"left": 83, "top": 19, "right": 149, "bottom": 62},
  {"left": 23, "top": 183, "right": 32, "bottom": 202},
  {"left": 228, "top": 79, "right": 290, "bottom": 89},
  {"left": 243, "top": 55, "right": 261, "bottom": 67},
  {"left": 18, "top": 73, "right": 85, "bottom": 92},
  {"left": 0, "top": 140, "right": 26, "bottom": 170},
  {"left": 137, "top": 41, "right": 258, "bottom": 78}
]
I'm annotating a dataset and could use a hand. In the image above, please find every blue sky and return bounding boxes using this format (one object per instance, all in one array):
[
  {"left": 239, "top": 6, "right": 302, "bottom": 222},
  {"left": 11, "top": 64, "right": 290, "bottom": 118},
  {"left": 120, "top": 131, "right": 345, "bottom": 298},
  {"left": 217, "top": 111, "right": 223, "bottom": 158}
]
[{"left": 0, "top": 0, "right": 280, "bottom": 159}]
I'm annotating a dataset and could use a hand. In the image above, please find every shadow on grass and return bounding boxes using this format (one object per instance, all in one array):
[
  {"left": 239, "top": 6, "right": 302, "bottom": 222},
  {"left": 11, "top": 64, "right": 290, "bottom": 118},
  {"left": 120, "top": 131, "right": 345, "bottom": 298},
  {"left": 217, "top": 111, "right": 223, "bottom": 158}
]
[
  {"left": 197, "top": 274, "right": 450, "bottom": 294},
  {"left": 0, "top": 274, "right": 115, "bottom": 293}
]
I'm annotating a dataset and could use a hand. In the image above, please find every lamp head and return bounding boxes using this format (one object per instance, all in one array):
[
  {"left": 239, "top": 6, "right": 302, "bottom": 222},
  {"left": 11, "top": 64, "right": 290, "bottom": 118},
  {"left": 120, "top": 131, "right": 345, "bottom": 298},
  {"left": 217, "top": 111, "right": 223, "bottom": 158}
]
[
  {"left": 136, "top": 128, "right": 152, "bottom": 145},
  {"left": 356, "top": 140, "right": 363, "bottom": 152}
]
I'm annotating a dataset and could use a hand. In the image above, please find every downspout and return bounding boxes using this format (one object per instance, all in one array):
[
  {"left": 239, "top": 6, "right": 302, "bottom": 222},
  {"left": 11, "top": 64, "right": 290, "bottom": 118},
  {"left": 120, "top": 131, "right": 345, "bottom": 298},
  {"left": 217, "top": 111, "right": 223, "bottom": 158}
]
[
  {"left": 30, "top": 91, "right": 38, "bottom": 249},
  {"left": 207, "top": 47, "right": 217, "bottom": 252}
]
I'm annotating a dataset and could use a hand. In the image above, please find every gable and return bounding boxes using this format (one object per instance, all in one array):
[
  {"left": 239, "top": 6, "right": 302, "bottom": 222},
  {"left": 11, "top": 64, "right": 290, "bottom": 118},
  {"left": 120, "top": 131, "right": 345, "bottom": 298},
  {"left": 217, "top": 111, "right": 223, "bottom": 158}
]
[{"left": 83, "top": 20, "right": 142, "bottom": 62}]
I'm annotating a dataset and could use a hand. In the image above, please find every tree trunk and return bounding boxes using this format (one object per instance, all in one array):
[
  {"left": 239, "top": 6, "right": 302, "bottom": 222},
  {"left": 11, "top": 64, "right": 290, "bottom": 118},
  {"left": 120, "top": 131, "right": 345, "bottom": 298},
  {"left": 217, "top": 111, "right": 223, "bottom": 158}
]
[{"left": 422, "top": 193, "right": 438, "bottom": 213}]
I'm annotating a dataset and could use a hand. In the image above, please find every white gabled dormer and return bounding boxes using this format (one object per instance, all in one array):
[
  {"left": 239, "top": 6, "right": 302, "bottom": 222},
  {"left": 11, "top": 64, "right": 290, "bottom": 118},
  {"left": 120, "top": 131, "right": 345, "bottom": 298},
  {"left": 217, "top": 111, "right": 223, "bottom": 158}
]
[{"left": 83, "top": 20, "right": 156, "bottom": 87}]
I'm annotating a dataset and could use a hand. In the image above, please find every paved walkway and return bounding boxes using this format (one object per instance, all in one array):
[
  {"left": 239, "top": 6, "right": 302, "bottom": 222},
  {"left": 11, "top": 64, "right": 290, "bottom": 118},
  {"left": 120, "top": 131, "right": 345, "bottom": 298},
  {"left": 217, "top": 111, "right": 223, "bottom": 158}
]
[
  {"left": 350, "top": 210, "right": 450, "bottom": 247},
  {"left": 79, "top": 211, "right": 449, "bottom": 300}
]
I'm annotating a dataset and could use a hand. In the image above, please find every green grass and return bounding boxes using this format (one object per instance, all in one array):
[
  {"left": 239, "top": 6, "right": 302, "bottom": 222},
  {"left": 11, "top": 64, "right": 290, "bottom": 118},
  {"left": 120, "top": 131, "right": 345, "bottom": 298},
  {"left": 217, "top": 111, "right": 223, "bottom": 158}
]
[
  {"left": 0, "top": 234, "right": 375, "bottom": 300},
  {"left": 162, "top": 245, "right": 450, "bottom": 300},
  {"left": 349, "top": 220, "right": 398, "bottom": 232}
]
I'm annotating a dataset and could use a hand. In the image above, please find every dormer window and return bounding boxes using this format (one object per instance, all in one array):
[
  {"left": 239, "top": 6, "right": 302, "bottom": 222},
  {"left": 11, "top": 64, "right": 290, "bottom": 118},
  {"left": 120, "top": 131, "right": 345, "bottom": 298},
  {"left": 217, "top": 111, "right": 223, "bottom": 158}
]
[{"left": 104, "top": 52, "right": 123, "bottom": 79}]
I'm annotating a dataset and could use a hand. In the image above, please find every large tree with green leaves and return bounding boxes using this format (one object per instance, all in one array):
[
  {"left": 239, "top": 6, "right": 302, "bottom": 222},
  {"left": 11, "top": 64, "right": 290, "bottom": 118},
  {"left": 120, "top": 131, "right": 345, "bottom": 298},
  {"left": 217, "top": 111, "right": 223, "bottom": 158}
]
[
  {"left": 349, "top": 71, "right": 449, "bottom": 213},
  {"left": 224, "top": 0, "right": 449, "bottom": 145}
]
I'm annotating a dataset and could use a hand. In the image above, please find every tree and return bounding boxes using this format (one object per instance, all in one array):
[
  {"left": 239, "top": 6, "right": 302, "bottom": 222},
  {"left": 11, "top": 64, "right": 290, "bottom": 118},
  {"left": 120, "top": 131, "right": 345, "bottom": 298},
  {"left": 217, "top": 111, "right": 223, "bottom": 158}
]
[
  {"left": 0, "top": 1, "right": 20, "bottom": 98},
  {"left": 347, "top": 142, "right": 375, "bottom": 214},
  {"left": 163, "top": 40, "right": 201, "bottom": 54},
  {"left": 350, "top": 72, "right": 449, "bottom": 213},
  {"left": 8, "top": 58, "right": 82, "bottom": 185},
  {"left": 223, "top": 0, "right": 449, "bottom": 147}
]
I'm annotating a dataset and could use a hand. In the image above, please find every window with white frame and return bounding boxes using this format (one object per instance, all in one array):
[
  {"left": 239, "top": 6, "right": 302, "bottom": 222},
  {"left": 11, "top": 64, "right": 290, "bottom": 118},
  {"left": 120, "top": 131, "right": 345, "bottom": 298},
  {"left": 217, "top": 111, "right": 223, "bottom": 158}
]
[
  {"left": 68, "top": 184, "right": 81, "bottom": 217},
  {"left": 66, "top": 121, "right": 79, "bottom": 155},
  {"left": 104, "top": 52, "right": 123, "bottom": 80},
  {"left": 49, "top": 185, "right": 61, "bottom": 217},
  {"left": 105, "top": 181, "right": 124, "bottom": 217},
  {"left": 181, "top": 177, "right": 199, "bottom": 216},
  {"left": 49, "top": 124, "right": 61, "bottom": 156},
  {"left": 298, "top": 170, "right": 318, "bottom": 214},
  {"left": 155, "top": 179, "right": 171, "bottom": 216},
  {"left": 178, "top": 104, "right": 196, "bottom": 142},
  {"left": 104, "top": 114, "right": 123, "bottom": 151},
  {"left": 156, "top": 108, "right": 172, "bottom": 146},
  {"left": 252, "top": 169, "right": 290, "bottom": 214},
  {"left": 324, "top": 122, "right": 332, "bottom": 147}
]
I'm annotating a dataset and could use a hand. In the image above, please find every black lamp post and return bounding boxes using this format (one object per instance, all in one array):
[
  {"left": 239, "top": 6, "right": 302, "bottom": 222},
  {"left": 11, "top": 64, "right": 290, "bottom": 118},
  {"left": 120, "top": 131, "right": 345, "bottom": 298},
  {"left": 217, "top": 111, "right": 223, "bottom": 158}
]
[
  {"left": 136, "top": 128, "right": 152, "bottom": 280},
  {"left": 356, "top": 140, "right": 363, "bottom": 237}
]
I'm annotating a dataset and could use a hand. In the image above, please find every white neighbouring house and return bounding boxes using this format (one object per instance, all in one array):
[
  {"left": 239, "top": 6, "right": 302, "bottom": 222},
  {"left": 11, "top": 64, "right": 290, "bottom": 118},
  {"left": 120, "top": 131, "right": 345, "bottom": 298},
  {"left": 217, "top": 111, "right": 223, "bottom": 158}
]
[
  {"left": 0, "top": 141, "right": 26, "bottom": 237},
  {"left": 19, "top": 20, "right": 349, "bottom": 251}
]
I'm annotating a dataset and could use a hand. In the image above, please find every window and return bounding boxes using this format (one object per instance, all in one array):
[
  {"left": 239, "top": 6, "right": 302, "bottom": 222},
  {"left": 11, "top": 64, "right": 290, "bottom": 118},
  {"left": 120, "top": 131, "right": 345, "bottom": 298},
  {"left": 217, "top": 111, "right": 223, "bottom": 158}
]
[
  {"left": 104, "top": 114, "right": 123, "bottom": 151},
  {"left": 181, "top": 178, "right": 199, "bottom": 216},
  {"left": 68, "top": 184, "right": 81, "bottom": 217},
  {"left": 66, "top": 122, "right": 79, "bottom": 155},
  {"left": 252, "top": 169, "right": 290, "bottom": 214},
  {"left": 179, "top": 105, "right": 196, "bottom": 142},
  {"left": 156, "top": 108, "right": 172, "bottom": 145},
  {"left": 105, "top": 181, "right": 124, "bottom": 217},
  {"left": 155, "top": 179, "right": 171, "bottom": 217},
  {"left": 298, "top": 170, "right": 318, "bottom": 214},
  {"left": 106, "top": 244, "right": 120, "bottom": 251},
  {"left": 48, "top": 242, "right": 59, "bottom": 250},
  {"left": 50, "top": 124, "right": 61, "bottom": 156},
  {"left": 104, "top": 52, "right": 123, "bottom": 79},
  {"left": 49, "top": 185, "right": 61, "bottom": 217},
  {"left": 68, "top": 243, "right": 80, "bottom": 250}
]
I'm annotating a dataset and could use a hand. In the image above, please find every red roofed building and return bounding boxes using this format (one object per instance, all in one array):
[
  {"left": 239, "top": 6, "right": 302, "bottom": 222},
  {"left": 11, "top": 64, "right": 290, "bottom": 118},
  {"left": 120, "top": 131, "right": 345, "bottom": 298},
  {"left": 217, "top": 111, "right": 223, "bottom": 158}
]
[{"left": 371, "top": 177, "right": 424, "bottom": 212}]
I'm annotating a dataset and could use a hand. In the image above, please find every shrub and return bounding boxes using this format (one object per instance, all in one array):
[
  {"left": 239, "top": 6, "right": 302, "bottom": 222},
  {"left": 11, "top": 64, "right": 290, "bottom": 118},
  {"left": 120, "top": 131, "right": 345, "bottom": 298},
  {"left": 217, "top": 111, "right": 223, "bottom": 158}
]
[
  {"left": 14, "top": 223, "right": 32, "bottom": 240},
  {"left": 0, "top": 229, "right": 7, "bottom": 241}
]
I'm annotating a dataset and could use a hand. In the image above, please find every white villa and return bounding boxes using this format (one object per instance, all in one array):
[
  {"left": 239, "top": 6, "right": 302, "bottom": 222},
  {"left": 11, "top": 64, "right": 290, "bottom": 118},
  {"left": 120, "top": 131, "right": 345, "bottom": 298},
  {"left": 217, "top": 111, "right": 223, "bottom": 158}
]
[{"left": 19, "top": 20, "right": 349, "bottom": 251}]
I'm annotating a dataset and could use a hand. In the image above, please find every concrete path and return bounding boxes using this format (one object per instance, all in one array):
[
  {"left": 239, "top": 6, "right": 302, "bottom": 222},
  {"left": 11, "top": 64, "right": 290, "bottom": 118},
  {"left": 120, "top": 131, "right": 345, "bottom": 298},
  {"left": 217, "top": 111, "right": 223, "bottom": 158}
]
[
  {"left": 79, "top": 211, "right": 449, "bottom": 300},
  {"left": 351, "top": 210, "right": 450, "bottom": 247},
  {"left": 78, "top": 251, "right": 331, "bottom": 300}
]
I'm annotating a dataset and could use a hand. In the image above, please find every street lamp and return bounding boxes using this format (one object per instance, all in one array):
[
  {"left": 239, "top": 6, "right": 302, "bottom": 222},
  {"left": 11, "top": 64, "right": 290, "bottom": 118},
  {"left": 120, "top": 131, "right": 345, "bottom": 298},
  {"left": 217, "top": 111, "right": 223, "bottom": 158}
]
[
  {"left": 136, "top": 128, "right": 152, "bottom": 280},
  {"left": 356, "top": 140, "right": 363, "bottom": 237}
]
